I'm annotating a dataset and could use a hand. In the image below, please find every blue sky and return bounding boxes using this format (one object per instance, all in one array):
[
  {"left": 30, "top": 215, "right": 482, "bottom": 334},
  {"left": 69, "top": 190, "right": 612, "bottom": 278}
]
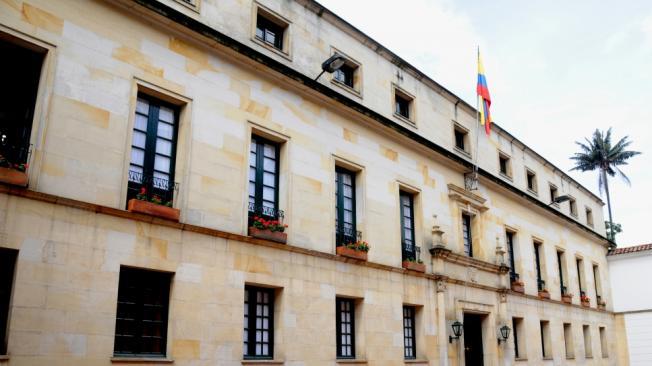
[{"left": 319, "top": 0, "right": 652, "bottom": 246}]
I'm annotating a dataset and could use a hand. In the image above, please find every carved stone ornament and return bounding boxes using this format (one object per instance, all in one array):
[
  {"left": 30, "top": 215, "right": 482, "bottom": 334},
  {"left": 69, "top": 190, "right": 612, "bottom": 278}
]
[{"left": 436, "top": 279, "right": 447, "bottom": 293}]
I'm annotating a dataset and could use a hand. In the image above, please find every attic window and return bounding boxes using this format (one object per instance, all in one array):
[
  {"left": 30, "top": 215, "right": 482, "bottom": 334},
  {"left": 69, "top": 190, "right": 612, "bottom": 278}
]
[
  {"left": 255, "top": 7, "right": 289, "bottom": 53},
  {"left": 526, "top": 169, "right": 537, "bottom": 193},
  {"left": 499, "top": 153, "right": 512, "bottom": 178},
  {"left": 394, "top": 87, "right": 414, "bottom": 121}
]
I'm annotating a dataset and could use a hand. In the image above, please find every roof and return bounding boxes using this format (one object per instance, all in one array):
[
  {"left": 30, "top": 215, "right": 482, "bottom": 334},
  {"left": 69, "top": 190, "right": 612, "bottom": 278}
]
[{"left": 608, "top": 243, "right": 652, "bottom": 256}]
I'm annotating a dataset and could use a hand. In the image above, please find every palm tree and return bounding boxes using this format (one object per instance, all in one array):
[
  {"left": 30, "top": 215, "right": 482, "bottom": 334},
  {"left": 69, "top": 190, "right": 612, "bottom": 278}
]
[{"left": 570, "top": 128, "right": 641, "bottom": 243}]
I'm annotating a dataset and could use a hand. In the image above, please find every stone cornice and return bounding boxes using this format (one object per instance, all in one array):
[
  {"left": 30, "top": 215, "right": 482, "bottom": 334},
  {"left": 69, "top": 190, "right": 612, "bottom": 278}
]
[
  {"left": 430, "top": 245, "right": 504, "bottom": 274},
  {"left": 0, "top": 184, "right": 611, "bottom": 315}
]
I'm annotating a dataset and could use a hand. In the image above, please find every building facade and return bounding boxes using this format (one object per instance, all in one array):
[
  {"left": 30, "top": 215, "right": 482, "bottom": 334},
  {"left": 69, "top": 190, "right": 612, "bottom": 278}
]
[
  {"left": 0, "top": 0, "right": 616, "bottom": 365},
  {"left": 608, "top": 244, "right": 652, "bottom": 366}
]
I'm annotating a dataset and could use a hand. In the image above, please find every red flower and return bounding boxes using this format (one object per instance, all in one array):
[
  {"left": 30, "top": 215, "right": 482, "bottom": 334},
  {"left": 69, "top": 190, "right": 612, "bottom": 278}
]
[{"left": 139, "top": 187, "right": 147, "bottom": 194}]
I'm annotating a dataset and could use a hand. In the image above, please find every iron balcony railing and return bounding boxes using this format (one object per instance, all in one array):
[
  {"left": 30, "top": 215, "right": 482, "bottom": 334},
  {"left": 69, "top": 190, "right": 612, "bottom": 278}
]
[
  {"left": 247, "top": 202, "right": 284, "bottom": 227},
  {"left": 127, "top": 170, "right": 178, "bottom": 206},
  {"left": 537, "top": 279, "right": 546, "bottom": 292},
  {"left": 510, "top": 272, "right": 520, "bottom": 283},
  {"left": 0, "top": 141, "right": 30, "bottom": 170},
  {"left": 335, "top": 226, "right": 361, "bottom": 247},
  {"left": 402, "top": 243, "right": 421, "bottom": 262}
]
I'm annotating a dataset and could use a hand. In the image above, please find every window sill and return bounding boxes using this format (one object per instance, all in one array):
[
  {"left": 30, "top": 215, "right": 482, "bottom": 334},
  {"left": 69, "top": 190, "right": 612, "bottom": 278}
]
[
  {"left": 241, "top": 360, "right": 285, "bottom": 365},
  {"left": 551, "top": 202, "right": 560, "bottom": 209},
  {"left": 336, "top": 360, "right": 367, "bottom": 364},
  {"left": 527, "top": 188, "right": 538, "bottom": 196},
  {"left": 499, "top": 172, "right": 513, "bottom": 181},
  {"left": 111, "top": 357, "right": 174, "bottom": 363},
  {"left": 566, "top": 356, "right": 575, "bottom": 360},
  {"left": 515, "top": 358, "right": 528, "bottom": 362},
  {"left": 331, "top": 78, "right": 362, "bottom": 99},
  {"left": 393, "top": 113, "right": 416, "bottom": 127},
  {"left": 543, "top": 357, "right": 553, "bottom": 360},
  {"left": 0, "top": 355, "right": 9, "bottom": 361},
  {"left": 172, "top": 0, "right": 200, "bottom": 13},
  {"left": 251, "top": 37, "right": 292, "bottom": 61},
  {"left": 454, "top": 147, "right": 471, "bottom": 159},
  {"left": 404, "top": 359, "right": 429, "bottom": 364}
]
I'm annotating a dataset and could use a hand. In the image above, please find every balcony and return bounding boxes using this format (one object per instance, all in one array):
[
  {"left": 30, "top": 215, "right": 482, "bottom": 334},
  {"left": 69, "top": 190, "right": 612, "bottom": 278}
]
[
  {"left": 537, "top": 279, "right": 550, "bottom": 299},
  {"left": 401, "top": 245, "right": 425, "bottom": 272},
  {"left": 247, "top": 202, "right": 286, "bottom": 244},
  {"left": 126, "top": 170, "right": 179, "bottom": 221}
]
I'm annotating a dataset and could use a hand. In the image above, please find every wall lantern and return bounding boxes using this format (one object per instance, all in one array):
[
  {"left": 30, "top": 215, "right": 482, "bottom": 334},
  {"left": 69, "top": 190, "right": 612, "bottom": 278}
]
[
  {"left": 497, "top": 325, "right": 511, "bottom": 344},
  {"left": 314, "top": 54, "right": 346, "bottom": 81},
  {"left": 549, "top": 194, "right": 571, "bottom": 205},
  {"left": 449, "top": 320, "right": 463, "bottom": 343}
]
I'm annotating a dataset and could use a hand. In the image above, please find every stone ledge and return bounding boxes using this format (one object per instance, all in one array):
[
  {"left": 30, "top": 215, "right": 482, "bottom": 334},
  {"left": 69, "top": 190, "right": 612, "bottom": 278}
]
[
  {"left": 110, "top": 357, "right": 174, "bottom": 363},
  {"left": 404, "top": 359, "right": 429, "bottom": 364},
  {"left": 336, "top": 360, "right": 368, "bottom": 364},
  {"left": 0, "top": 355, "right": 9, "bottom": 361},
  {"left": 241, "top": 360, "right": 284, "bottom": 365}
]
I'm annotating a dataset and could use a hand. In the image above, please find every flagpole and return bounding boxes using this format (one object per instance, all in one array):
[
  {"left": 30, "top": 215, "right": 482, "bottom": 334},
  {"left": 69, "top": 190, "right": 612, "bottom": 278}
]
[{"left": 474, "top": 46, "right": 480, "bottom": 177}]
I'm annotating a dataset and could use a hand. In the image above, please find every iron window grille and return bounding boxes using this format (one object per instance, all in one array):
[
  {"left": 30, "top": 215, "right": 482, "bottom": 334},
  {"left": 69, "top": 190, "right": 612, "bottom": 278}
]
[
  {"left": 336, "top": 298, "right": 355, "bottom": 359},
  {"left": 127, "top": 96, "right": 179, "bottom": 207},
  {"left": 0, "top": 248, "right": 18, "bottom": 355},
  {"left": 255, "top": 14, "right": 285, "bottom": 50},
  {"left": 243, "top": 286, "right": 274, "bottom": 359},
  {"left": 248, "top": 136, "right": 283, "bottom": 224},
  {"left": 335, "top": 167, "right": 357, "bottom": 247},
  {"left": 462, "top": 213, "right": 473, "bottom": 257},
  {"left": 534, "top": 242, "right": 544, "bottom": 289},
  {"left": 400, "top": 191, "right": 417, "bottom": 261},
  {"left": 403, "top": 306, "right": 416, "bottom": 359},
  {"left": 113, "top": 267, "right": 172, "bottom": 358}
]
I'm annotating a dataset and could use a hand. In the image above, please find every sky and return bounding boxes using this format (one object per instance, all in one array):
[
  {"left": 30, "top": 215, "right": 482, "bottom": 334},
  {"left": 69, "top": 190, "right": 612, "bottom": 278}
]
[{"left": 318, "top": 0, "right": 652, "bottom": 247}]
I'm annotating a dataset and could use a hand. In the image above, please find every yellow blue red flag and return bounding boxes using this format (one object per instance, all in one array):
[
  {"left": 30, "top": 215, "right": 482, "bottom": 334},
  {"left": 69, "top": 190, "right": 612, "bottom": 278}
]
[{"left": 477, "top": 50, "right": 492, "bottom": 135}]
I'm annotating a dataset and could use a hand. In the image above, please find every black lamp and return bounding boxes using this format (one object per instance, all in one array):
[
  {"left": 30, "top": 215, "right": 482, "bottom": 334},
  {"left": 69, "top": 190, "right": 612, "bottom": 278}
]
[
  {"left": 549, "top": 194, "right": 571, "bottom": 205},
  {"left": 314, "top": 54, "right": 346, "bottom": 81},
  {"left": 449, "top": 321, "right": 463, "bottom": 343},
  {"left": 497, "top": 325, "right": 511, "bottom": 344}
]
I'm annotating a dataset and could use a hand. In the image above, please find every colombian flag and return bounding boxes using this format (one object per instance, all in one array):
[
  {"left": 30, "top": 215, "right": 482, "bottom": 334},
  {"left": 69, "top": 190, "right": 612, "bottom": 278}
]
[{"left": 477, "top": 51, "right": 492, "bottom": 135}]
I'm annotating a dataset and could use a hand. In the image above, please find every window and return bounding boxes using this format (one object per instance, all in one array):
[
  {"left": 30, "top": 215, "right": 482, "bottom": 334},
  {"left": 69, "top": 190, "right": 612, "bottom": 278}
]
[
  {"left": 0, "top": 248, "right": 18, "bottom": 355},
  {"left": 249, "top": 136, "right": 281, "bottom": 221},
  {"left": 506, "top": 230, "right": 518, "bottom": 282},
  {"left": 333, "top": 63, "right": 357, "bottom": 89},
  {"left": 593, "top": 264, "right": 602, "bottom": 303},
  {"left": 512, "top": 317, "right": 524, "bottom": 359},
  {"left": 394, "top": 88, "right": 413, "bottom": 121},
  {"left": 244, "top": 286, "right": 274, "bottom": 359},
  {"left": 576, "top": 258, "right": 584, "bottom": 297},
  {"left": 114, "top": 267, "right": 172, "bottom": 358},
  {"left": 454, "top": 125, "right": 469, "bottom": 153},
  {"left": 569, "top": 197, "right": 578, "bottom": 217},
  {"left": 0, "top": 35, "right": 46, "bottom": 177},
  {"left": 461, "top": 213, "right": 473, "bottom": 257},
  {"left": 499, "top": 153, "right": 511, "bottom": 177},
  {"left": 583, "top": 325, "right": 593, "bottom": 358},
  {"left": 549, "top": 184, "right": 559, "bottom": 206},
  {"left": 255, "top": 9, "right": 288, "bottom": 51},
  {"left": 403, "top": 306, "right": 416, "bottom": 359},
  {"left": 335, "top": 167, "right": 357, "bottom": 246},
  {"left": 564, "top": 323, "right": 574, "bottom": 359},
  {"left": 526, "top": 169, "right": 537, "bottom": 192},
  {"left": 336, "top": 298, "right": 356, "bottom": 359},
  {"left": 534, "top": 241, "right": 545, "bottom": 291},
  {"left": 599, "top": 327, "right": 608, "bottom": 358},
  {"left": 540, "top": 320, "right": 551, "bottom": 358},
  {"left": 585, "top": 207, "right": 594, "bottom": 227},
  {"left": 557, "top": 250, "right": 567, "bottom": 295},
  {"left": 400, "top": 191, "right": 416, "bottom": 261},
  {"left": 128, "top": 95, "right": 179, "bottom": 206}
]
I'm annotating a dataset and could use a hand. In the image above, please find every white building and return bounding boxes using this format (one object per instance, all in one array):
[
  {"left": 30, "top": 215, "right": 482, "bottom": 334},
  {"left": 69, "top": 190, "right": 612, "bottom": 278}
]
[{"left": 608, "top": 243, "right": 652, "bottom": 365}]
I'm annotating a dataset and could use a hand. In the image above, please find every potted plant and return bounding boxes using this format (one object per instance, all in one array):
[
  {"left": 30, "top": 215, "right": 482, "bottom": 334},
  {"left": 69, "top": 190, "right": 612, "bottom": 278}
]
[
  {"left": 510, "top": 274, "right": 525, "bottom": 293},
  {"left": 402, "top": 257, "right": 425, "bottom": 272},
  {"left": 538, "top": 288, "right": 550, "bottom": 299},
  {"left": 248, "top": 215, "right": 288, "bottom": 244},
  {"left": 127, "top": 187, "right": 180, "bottom": 221},
  {"left": 562, "top": 292, "right": 573, "bottom": 304},
  {"left": 336, "top": 240, "right": 370, "bottom": 261},
  {"left": 0, "top": 154, "right": 28, "bottom": 187},
  {"left": 580, "top": 293, "right": 591, "bottom": 307}
]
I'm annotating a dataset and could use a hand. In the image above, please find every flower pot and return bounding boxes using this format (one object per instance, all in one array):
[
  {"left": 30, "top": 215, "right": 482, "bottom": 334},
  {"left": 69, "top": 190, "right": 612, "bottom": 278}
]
[
  {"left": 598, "top": 302, "right": 606, "bottom": 310},
  {"left": 0, "top": 167, "right": 28, "bottom": 187},
  {"left": 248, "top": 227, "right": 287, "bottom": 244},
  {"left": 127, "top": 199, "right": 180, "bottom": 221},
  {"left": 336, "top": 246, "right": 368, "bottom": 261},
  {"left": 538, "top": 290, "right": 550, "bottom": 299},
  {"left": 402, "top": 261, "right": 426, "bottom": 273},
  {"left": 562, "top": 294, "right": 573, "bottom": 304},
  {"left": 581, "top": 299, "right": 591, "bottom": 307},
  {"left": 511, "top": 281, "right": 525, "bottom": 293}
]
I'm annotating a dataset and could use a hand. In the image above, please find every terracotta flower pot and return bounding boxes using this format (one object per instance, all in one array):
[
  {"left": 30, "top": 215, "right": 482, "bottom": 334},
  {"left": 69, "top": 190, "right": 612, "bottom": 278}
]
[
  {"left": 402, "top": 261, "right": 426, "bottom": 273},
  {"left": 511, "top": 281, "right": 525, "bottom": 293},
  {"left": 0, "top": 167, "right": 28, "bottom": 187},
  {"left": 562, "top": 294, "right": 573, "bottom": 304},
  {"left": 127, "top": 199, "right": 180, "bottom": 221},
  {"left": 581, "top": 299, "right": 591, "bottom": 307},
  {"left": 598, "top": 302, "right": 606, "bottom": 310},
  {"left": 336, "top": 246, "right": 368, "bottom": 261},
  {"left": 248, "top": 227, "right": 287, "bottom": 244},
  {"left": 538, "top": 290, "right": 550, "bottom": 299}
]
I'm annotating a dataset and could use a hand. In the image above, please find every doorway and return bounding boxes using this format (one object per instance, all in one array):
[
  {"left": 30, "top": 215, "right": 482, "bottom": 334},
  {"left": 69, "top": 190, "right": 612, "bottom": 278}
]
[{"left": 463, "top": 313, "right": 484, "bottom": 366}]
